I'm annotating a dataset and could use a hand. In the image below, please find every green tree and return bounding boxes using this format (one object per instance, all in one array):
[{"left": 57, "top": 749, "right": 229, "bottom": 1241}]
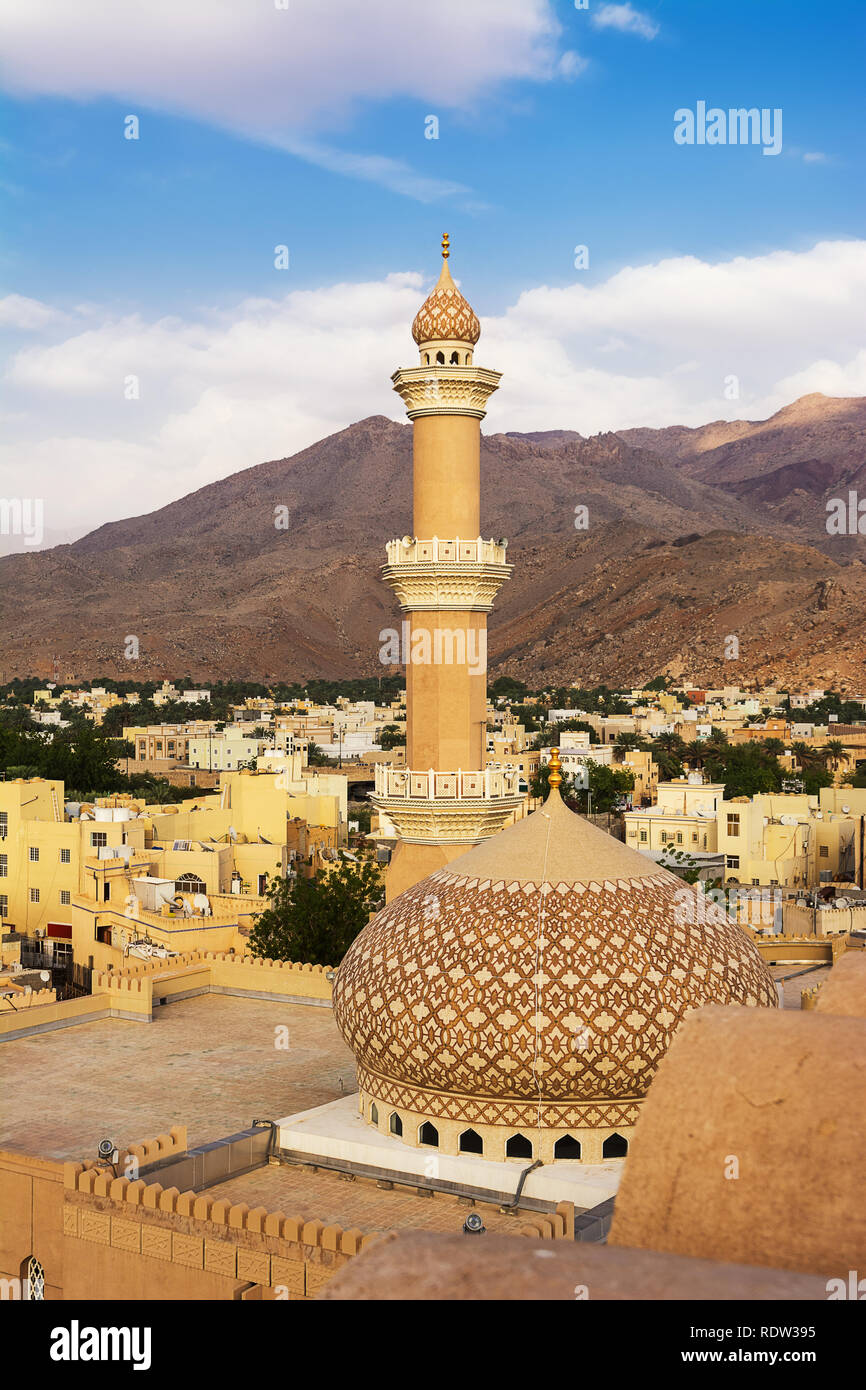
[
  {"left": 249, "top": 859, "right": 384, "bottom": 966},
  {"left": 379, "top": 724, "right": 406, "bottom": 750},
  {"left": 581, "top": 761, "right": 635, "bottom": 813},
  {"left": 529, "top": 761, "right": 577, "bottom": 801},
  {"left": 306, "top": 741, "right": 337, "bottom": 767},
  {"left": 489, "top": 675, "right": 529, "bottom": 699},
  {"left": 822, "top": 739, "right": 845, "bottom": 772}
]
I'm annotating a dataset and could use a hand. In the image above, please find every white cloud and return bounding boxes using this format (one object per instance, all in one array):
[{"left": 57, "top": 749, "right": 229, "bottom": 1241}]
[
  {"left": 590, "top": 4, "right": 660, "bottom": 40},
  {"left": 1, "top": 241, "right": 863, "bottom": 536},
  {"left": 0, "top": 294, "right": 67, "bottom": 330},
  {"left": 0, "top": 0, "right": 565, "bottom": 199}
]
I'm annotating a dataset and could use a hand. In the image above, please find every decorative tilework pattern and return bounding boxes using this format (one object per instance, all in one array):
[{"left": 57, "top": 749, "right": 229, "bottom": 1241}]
[
  {"left": 412, "top": 284, "right": 480, "bottom": 346},
  {"left": 334, "top": 866, "right": 778, "bottom": 1126}
]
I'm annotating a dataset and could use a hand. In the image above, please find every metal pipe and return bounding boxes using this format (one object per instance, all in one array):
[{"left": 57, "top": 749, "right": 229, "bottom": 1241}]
[{"left": 500, "top": 1157, "right": 543, "bottom": 1210}]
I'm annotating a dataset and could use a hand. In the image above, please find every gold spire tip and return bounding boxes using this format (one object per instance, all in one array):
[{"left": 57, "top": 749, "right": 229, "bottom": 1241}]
[
  {"left": 441, "top": 232, "right": 450, "bottom": 260},
  {"left": 548, "top": 747, "right": 562, "bottom": 791}
]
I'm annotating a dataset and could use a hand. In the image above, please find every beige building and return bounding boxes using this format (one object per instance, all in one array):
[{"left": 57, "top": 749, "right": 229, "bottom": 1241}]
[
  {"left": 718, "top": 793, "right": 857, "bottom": 889},
  {"left": 623, "top": 779, "right": 724, "bottom": 858}
]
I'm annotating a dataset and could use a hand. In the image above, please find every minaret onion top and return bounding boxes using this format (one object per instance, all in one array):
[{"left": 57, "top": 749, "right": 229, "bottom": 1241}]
[{"left": 412, "top": 234, "right": 481, "bottom": 347}]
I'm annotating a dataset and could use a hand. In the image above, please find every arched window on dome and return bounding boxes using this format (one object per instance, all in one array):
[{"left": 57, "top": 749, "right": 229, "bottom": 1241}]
[
  {"left": 603, "top": 1132, "right": 628, "bottom": 1159},
  {"left": 424, "top": 353, "right": 430, "bottom": 364},
  {"left": 419, "top": 1121, "right": 439, "bottom": 1148},
  {"left": 389, "top": 1112, "right": 403, "bottom": 1137},
  {"left": 370, "top": 1103, "right": 379, "bottom": 1126},
  {"left": 506, "top": 1133, "right": 533, "bottom": 1160},
  {"left": 435, "top": 351, "right": 445, "bottom": 365},
  {"left": 554, "top": 1135, "right": 582, "bottom": 1161},
  {"left": 449, "top": 351, "right": 459, "bottom": 364},
  {"left": 458, "top": 1128, "right": 483, "bottom": 1155},
  {"left": 464, "top": 352, "right": 471, "bottom": 364}
]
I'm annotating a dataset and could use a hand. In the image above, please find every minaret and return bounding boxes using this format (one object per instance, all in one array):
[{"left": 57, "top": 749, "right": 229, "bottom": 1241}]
[{"left": 374, "top": 236, "right": 523, "bottom": 899}]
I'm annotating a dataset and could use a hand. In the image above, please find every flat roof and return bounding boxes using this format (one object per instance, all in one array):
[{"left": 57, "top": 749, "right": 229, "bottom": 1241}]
[
  {"left": 206, "top": 1157, "right": 546, "bottom": 1237},
  {"left": 0, "top": 995, "right": 355, "bottom": 1162}
]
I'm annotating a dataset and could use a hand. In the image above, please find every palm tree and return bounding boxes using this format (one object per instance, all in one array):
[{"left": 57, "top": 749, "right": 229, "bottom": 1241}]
[
  {"left": 614, "top": 732, "right": 646, "bottom": 752},
  {"left": 822, "top": 739, "right": 846, "bottom": 773},
  {"left": 762, "top": 737, "right": 786, "bottom": 757},
  {"left": 682, "top": 741, "right": 707, "bottom": 770},
  {"left": 791, "top": 741, "right": 823, "bottom": 772},
  {"left": 653, "top": 731, "right": 685, "bottom": 755}
]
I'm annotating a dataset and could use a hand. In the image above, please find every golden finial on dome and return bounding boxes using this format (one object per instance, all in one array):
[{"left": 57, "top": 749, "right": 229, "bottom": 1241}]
[
  {"left": 548, "top": 747, "right": 562, "bottom": 792},
  {"left": 441, "top": 232, "right": 450, "bottom": 260}
]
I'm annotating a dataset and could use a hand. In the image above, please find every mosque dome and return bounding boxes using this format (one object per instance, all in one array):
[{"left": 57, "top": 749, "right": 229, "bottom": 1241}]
[
  {"left": 411, "top": 234, "right": 481, "bottom": 348},
  {"left": 333, "top": 764, "right": 777, "bottom": 1152}
]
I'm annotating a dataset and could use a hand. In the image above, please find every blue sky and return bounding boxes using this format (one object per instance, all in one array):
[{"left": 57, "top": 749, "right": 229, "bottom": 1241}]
[
  {"left": 0, "top": 0, "right": 864, "bottom": 541},
  {"left": 2, "top": 0, "right": 863, "bottom": 314}
]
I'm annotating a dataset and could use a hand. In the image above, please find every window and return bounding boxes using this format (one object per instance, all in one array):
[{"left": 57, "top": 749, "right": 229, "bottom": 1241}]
[
  {"left": 0, "top": 811, "right": 7, "bottom": 839},
  {"left": 726, "top": 855, "right": 740, "bottom": 870},
  {"left": 639, "top": 830, "right": 647, "bottom": 843},
  {"left": 505, "top": 1134, "right": 533, "bottom": 1160},
  {"left": 23, "top": 1256, "right": 45, "bottom": 1302},
  {"left": 30, "top": 888, "right": 40, "bottom": 903},
  {"left": 458, "top": 1128, "right": 483, "bottom": 1155},
  {"left": 0, "top": 854, "right": 6, "bottom": 877},
  {"left": 676, "top": 832, "right": 683, "bottom": 844},
  {"left": 370, "top": 1103, "right": 379, "bottom": 1126},
  {"left": 726, "top": 813, "right": 740, "bottom": 837},
  {"left": 389, "top": 1112, "right": 403, "bottom": 1137},
  {"left": 603, "top": 1132, "right": 629, "bottom": 1159},
  {"left": 554, "top": 1135, "right": 581, "bottom": 1161},
  {"left": 103, "top": 882, "right": 110, "bottom": 902},
  {"left": 29, "top": 846, "right": 39, "bottom": 862},
  {"left": 60, "top": 848, "right": 71, "bottom": 864},
  {"left": 90, "top": 832, "right": 107, "bottom": 848},
  {"left": 60, "top": 890, "right": 71, "bottom": 906},
  {"left": 175, "top": 872, "right": 206, "bottom": 896},
  {"left": 819, "top": 845, "right": 829, "bottom": 858},
  {"left": 419, "top": 1121, "right": 439, "bottom": 1148},
  {"left": 0, "top": 895, "right": 7, "bottom": 918}
]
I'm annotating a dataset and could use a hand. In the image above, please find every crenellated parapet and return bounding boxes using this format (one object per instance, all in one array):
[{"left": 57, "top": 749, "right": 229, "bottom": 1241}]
[{"left": 382, "top": 534, "right": 511, "bottom": 612}]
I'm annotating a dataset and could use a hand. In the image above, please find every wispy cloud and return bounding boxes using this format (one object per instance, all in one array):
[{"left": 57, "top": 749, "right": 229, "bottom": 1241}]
[
  {"left": 591, "top": 4, "right": 660, "bottom": 41},
  {"left": 0, "top": 0, "right": 573, "bottom": 203},
  {"left": 272, "top": 134, "right": 472, "bottom": 205}
]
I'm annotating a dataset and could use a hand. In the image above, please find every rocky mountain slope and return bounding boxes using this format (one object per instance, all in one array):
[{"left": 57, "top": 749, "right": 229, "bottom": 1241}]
[{"left": 1, "top": 394, "right": 863, "bottom": 691}]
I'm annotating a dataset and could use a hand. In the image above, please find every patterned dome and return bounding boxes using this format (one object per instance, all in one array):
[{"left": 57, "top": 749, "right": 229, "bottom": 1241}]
[
  {"left": 333, "top": 787, "right": 777, "bottom": 1127},
  {"left": 412, "top": 250, "right": 480, "bottom": 347}
]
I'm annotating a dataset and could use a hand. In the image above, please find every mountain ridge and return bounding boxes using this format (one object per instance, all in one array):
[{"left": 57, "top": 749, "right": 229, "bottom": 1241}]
[{"left": 1, "top": 394, "right": 864, "bottom": 691}]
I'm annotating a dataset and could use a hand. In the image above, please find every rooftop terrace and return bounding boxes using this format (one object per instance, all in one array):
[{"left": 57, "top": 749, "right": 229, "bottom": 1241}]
[{"left": 0, "top": 993, "right": 355, "bottom": 1162}]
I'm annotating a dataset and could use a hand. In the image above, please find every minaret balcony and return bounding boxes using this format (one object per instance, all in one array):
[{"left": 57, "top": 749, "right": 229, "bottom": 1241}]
[
  {"left": 391, "top": 364, "right": 502, "bottom": 420},
  {"left": 382, "top": 535, "right": 512, "bottom": 612},
  {"left": 372, "top": 764, "right": 525, "bottom": 845}
]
